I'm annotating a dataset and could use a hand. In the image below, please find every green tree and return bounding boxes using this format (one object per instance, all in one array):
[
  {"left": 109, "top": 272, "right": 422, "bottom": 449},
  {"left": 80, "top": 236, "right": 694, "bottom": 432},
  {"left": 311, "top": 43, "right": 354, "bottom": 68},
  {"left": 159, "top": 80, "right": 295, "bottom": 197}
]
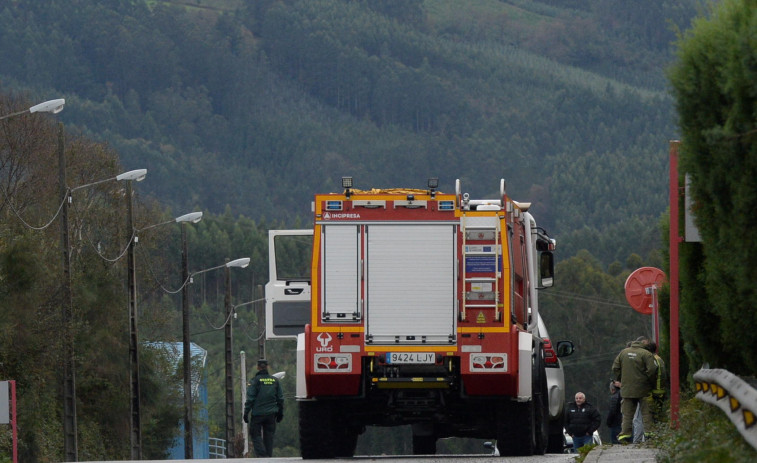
[{"left": 669, "top": 0, "right": 757, "bottom": 374}]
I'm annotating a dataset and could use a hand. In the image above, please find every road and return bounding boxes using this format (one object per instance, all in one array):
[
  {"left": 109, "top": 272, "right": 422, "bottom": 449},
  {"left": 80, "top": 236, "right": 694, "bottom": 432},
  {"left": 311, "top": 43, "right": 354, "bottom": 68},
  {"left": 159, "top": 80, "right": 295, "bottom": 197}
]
[{"left": 83, "top": 454, "right": 576, "bottom": 463}]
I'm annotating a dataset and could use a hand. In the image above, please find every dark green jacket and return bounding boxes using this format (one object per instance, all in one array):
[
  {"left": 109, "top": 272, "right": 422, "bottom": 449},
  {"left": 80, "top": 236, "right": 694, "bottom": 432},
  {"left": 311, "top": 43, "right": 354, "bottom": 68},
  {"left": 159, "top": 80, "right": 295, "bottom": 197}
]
[
  {"left": 611, "top": 341, "right": 658, "bottom": 398},
  {"left": 244, "top": 369, "right": 284, "bottom": 418}
]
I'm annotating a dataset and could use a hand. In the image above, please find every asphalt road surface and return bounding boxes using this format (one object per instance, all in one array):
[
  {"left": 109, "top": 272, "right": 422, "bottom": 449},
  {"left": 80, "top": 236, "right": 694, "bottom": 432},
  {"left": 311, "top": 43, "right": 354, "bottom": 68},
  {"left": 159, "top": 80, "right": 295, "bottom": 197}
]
[{"left": 84, "top": 454, "right": 576, "bottom": 463}]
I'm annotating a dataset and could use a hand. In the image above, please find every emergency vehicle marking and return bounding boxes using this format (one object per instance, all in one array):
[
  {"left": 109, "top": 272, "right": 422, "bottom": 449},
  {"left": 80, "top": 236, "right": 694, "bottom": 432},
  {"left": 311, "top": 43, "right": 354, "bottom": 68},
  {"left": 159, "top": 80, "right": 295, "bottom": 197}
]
[
  {"left": 323, "top": 212, "right": 361, "bottom": 220},
  {"left": 316, "top": 332, "right": 333, "bottom": 352}
]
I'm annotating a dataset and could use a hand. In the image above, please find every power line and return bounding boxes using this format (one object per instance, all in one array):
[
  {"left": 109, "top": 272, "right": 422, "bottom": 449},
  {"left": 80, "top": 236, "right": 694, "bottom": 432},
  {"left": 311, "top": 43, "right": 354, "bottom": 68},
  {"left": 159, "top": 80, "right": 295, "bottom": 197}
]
[
  {"left": 544, "top": 289, "right": 630, "bottom": 308},
  {"left": 0, "top": 185, "right": 67, "bottom": 230}
]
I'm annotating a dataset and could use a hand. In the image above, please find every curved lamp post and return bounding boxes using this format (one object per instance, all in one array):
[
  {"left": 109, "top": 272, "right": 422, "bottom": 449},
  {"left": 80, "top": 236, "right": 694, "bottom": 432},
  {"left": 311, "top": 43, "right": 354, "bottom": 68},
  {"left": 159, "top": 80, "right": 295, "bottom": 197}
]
[
  {"left": 223, "top": 263, "right": 261, "bottom": 457},
  {"left": 226, "top": 297, "right": 264, "bottom": 456},
  {"left": 182, "top": 257, "right": 249, "bottom": 458},
  {"left": 61, "top": 167, "right": 146, "bottom": 462},
  {"left": 128, "top": 210, "right": 202, "bottom": 460},
  {"left": 0, "top": 98, "right": 65, "bottom": 121}
]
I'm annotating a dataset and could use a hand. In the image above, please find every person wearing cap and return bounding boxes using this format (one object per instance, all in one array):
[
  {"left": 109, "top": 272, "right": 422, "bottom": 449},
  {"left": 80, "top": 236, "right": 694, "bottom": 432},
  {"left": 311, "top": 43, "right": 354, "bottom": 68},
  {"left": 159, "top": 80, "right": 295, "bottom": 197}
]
[
  {"left": 611, "top": 336, "right": 657, "bottom": 444},
  {"left": 243, "top": 359, "right": 284, "bottom": 457}
]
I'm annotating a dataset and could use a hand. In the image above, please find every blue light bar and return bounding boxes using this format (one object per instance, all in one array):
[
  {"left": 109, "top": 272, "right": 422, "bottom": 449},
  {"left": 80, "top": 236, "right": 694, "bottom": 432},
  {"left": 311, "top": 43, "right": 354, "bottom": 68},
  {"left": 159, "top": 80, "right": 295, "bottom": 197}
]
[
  {"left": 326, "top": 201, "right": 343, "bottom": 211},
  {"left": 438, "top": 200, "right": 455, "bottom": 211}
]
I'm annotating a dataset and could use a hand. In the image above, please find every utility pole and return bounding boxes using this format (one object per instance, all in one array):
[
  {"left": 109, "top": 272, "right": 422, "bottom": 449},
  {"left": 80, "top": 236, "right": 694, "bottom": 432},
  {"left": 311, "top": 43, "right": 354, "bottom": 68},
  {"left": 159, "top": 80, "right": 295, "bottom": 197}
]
[
  {"left": 58, "top": 123, "right": 78, "bottom": 462},
  {"left": 256, "top": 284, "right": 265, "bottom": 360},
  {"left": 181, "top": 225, "right": 193, "bottom": 459},
  {"left": 225, "top": 262, "right": 235, "bottom": 457},
  {"left": 240, "top": 351, "right": 248, "bottom": 456},
  {"left": 126, "top": 182, "right": 142, "bottom": 459}
]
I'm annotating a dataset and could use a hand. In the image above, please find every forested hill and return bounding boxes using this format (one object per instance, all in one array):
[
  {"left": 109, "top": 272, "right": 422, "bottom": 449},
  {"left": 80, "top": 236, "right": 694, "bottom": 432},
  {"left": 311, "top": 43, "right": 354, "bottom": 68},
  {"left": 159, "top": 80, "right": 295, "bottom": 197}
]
[{"left": 0, "top": 0, "right": 703, "bottom": 264}]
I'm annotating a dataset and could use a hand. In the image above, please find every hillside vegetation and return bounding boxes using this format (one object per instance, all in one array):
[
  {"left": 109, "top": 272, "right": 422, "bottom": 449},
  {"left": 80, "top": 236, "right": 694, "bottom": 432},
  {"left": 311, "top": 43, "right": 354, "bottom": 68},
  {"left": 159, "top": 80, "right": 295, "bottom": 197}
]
[
  {"left": 0, "top": 0, "right": 710, "bottom": 459},
  {"left": 0, "top": 0, "right": 702, "bottom": 263}
]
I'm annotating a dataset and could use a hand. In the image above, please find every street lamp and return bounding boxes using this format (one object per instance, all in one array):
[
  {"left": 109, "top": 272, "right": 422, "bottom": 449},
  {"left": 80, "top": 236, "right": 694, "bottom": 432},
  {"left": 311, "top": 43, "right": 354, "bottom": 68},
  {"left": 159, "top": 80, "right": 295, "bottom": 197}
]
[
  {"left": 182, "top": 255, "right": 249, "bottom": 458},
  {"left": 223, "top": 263, "right": 262, "bottom": 457},
  {"left": 225, "top": 297, "right": 263, "bottom": 456},
  {"left": 127, "top": 209, "right": 203, "bottom": 460},
  {"left": 0, "top": 98, "right": 65, "bottom": 120},
  {"left": 2, "top": 99, "right": 70, "bottom": 458},
  {"left": 61, "top": 165, "right": 146, "bottom": 462},
  {"left": 224, "top": 263, "right": 234, "bottom": 457}
]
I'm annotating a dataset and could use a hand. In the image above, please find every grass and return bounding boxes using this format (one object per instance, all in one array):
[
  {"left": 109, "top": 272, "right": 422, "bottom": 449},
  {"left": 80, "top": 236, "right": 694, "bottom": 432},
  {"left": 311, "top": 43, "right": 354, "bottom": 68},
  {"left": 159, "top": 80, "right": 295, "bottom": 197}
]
[
  {"left": 655, "top": 396, "right": 757, "bottom": 462},
  {"left": 575, "top": 396, "right": 757, "bottom": 462}
]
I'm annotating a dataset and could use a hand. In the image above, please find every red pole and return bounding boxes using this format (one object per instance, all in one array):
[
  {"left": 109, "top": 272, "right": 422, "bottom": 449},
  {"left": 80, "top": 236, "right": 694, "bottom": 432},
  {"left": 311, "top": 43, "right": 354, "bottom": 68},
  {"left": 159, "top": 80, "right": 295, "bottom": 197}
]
[
  {"left": 11, "top": 380, "right": 17, "bottom": 463},
  {"left": 650, "top": 284, "right": 660, "bottom": 346},
  {"left": 669, "top": 140, "right": 681, "bottom": 428}
]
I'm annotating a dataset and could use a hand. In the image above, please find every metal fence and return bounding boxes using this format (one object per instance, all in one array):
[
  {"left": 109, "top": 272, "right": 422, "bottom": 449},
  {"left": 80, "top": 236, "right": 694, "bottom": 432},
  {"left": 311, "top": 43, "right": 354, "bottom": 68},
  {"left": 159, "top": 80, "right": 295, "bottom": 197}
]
[
  {"left": 694, "top": 368, "right": 757, "bottom": 450},
  {"left": 208, "top": 437, "right": 226, "bottom": 459}
]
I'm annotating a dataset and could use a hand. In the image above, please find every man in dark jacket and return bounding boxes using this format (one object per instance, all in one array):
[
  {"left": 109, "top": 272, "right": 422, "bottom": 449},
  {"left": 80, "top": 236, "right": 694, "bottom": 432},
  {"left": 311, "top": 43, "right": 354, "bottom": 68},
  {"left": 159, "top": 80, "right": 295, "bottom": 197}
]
[
  {"left": 606, "top": 381, "right": 622, "bottom": 443},
  {"left": 564, "top": 392, "right": 601, "bottom": 451},
  {"left": 243, "top": 359, "right": 284, "bottom": 457},
  {"left": 611, "top": 336, "right": 658, "bottom": 444}
]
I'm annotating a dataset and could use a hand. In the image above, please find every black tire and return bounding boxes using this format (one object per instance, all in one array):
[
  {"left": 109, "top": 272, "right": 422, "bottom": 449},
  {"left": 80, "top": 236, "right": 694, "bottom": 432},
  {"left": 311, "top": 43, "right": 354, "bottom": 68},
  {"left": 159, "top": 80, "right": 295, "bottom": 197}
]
[
  {"left": 412, "top": 434, "right": 436, "bottom": 455},
  {"left": 299, "top": 401, "right": 334, "bottom": 459},
  {"left": 497, "top": 344, "right": 550, "bottom": 457},
  {"left": 333, "top": 425, "right": 360, "bottom": 458},
  {"left": 494, "top": 400, "right": 511, "bottom": 456},
  {"left": 547, "top": 419, "right": 565, "bottom": 453},
  {"left": 533, "top": 347, "right": 549, "bottom": 455},
  {"left": 495, "top": 398, "right": 535, "bottom": 456}
]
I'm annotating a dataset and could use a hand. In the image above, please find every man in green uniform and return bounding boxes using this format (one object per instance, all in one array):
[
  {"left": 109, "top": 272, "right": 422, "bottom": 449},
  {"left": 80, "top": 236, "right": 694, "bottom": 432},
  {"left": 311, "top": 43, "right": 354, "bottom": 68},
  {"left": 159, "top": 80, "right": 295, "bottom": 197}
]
[
  {"left": 611, "top": 337, "right": 657, "bottom": 444},
  {"left": 243, "top": 359, "right": 284, "bottom": 457}
]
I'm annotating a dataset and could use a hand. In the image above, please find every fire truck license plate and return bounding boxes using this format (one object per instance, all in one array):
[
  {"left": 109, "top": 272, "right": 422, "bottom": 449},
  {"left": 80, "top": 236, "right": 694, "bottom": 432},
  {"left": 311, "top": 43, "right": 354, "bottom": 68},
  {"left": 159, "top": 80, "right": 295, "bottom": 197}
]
[{"left": 387, "top": 353, "right": 435, "bottom": 364}]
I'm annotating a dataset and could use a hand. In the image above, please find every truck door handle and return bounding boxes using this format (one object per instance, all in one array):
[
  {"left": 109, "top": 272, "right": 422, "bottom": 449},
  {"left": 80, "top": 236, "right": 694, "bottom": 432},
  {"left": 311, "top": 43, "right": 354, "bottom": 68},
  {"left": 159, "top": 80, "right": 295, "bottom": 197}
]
[{"left": 285, "top": 288, "right": 304, "bottom": 295}]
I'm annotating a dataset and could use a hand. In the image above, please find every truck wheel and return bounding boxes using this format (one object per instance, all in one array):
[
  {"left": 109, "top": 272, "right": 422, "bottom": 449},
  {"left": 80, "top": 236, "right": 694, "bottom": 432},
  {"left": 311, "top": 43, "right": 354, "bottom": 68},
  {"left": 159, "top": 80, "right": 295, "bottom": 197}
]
[
  {"left": 514, "top": 400, "right": 537, "bottom": 456},
  {"left": 532, "top": 348, "right": 549, "bottom": 455},
  {"left": 496, "top": 346, "right": 549, "bottom": 457},
  {"left": 299, "top": 401, "right": 334, "bottom": 459},
  {"left": 547, "top": 420, "right": 565, "bottom": 453},
  {"left": 495, "top": 399, "right": 535, "bottom": 456},
  {"left": 333, "top": 425, "right": 360, "bottom": 458},
  {"left": 412, "top": 434, "right": 436, "bottom": 455}
]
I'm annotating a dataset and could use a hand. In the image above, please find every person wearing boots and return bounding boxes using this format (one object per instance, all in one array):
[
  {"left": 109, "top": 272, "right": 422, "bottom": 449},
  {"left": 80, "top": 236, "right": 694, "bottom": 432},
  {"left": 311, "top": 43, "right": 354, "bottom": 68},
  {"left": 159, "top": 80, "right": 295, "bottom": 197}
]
[
  {"left": 611, "top": 336, "right": 658, "bottom": 444},
  {"left": 243, "top": 359, "right": 284, "bottom": 457}
]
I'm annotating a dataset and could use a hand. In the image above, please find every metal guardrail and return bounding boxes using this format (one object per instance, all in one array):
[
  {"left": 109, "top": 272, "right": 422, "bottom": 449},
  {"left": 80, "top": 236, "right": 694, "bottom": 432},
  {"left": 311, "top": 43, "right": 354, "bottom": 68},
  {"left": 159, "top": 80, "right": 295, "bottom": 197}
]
[
  {"left": 208, "top": 437, "right": 226, "bottom": 459},
  {"left": 694, "top": 368, "right": 757, "bottom": 450}
]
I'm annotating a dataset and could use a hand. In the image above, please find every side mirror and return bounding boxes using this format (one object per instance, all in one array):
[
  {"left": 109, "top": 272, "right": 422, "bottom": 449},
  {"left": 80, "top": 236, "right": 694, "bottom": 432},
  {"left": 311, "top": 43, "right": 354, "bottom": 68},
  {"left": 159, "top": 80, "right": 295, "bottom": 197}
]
[
  {"left": 556, "top": 340, "right": 575, "bottom": 358},
  {"left": 538, "top": 251, "right": 554, "bottom": 288}
]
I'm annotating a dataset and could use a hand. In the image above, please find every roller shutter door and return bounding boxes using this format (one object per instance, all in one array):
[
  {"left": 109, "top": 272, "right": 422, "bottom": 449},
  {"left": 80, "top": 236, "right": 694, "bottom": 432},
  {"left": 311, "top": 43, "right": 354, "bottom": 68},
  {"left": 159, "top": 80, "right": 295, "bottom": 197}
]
[{"left": 365, "top": 224, "right": 456, "bottom": 344}]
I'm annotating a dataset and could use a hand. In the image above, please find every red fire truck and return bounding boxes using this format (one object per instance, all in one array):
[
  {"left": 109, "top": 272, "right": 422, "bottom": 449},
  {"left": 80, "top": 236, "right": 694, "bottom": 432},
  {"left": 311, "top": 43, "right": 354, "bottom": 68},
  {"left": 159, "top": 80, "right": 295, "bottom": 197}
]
[{"left": 265, "top": 178, "right": 573, "bottom": 458}]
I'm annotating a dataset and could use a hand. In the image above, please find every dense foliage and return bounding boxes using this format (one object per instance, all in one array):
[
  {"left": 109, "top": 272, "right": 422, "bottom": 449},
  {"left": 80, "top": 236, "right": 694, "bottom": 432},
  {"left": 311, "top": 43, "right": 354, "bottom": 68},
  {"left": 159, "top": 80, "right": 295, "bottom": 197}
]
[
  {"left": 0, "top": 0, "right": 718, "bottom": 459},
  {"left": 0, "top": 93, "right": 183, "bottom": 460},
  {"left": 669, "top": 0, "right": 757, "bottom": 375},
  {"left": 656, "top": 395, "right": 757, "bottom": 462},
  {"left": 0, "top": 0, "right": 703, "bottom": 265}
]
